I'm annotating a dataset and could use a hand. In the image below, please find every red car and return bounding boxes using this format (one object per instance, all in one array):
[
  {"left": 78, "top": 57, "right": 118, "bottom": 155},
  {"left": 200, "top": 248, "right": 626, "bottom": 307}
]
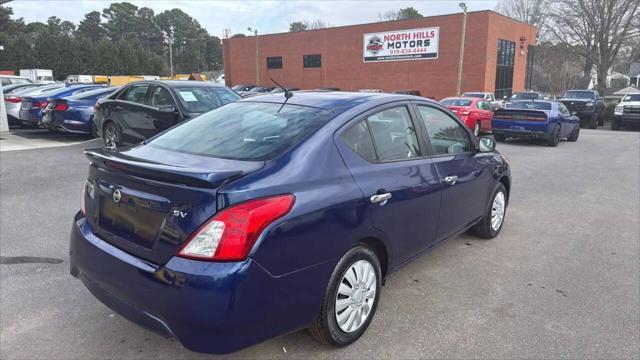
[{"left": 440, "top": 97, "right": 493, "bottom": 136}]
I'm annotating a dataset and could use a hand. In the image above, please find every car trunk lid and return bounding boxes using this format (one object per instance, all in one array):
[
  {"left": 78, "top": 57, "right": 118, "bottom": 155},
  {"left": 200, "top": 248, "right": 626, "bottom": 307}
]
[
  {"left": 493, "top": 109, "right": 549, "bottom": 122},
  {"left": 83, "top": 147, "right": 264, "bottom": 264}
]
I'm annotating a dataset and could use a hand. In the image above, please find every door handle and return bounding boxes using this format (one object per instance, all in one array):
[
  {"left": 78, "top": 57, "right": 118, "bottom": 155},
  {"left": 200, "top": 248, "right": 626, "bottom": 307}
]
[
  {"left": 370, "top": 193, "right": 392, "bottom": 206},
  {"left": 444, "top": 176, "right": 458, "bottom": 185}
]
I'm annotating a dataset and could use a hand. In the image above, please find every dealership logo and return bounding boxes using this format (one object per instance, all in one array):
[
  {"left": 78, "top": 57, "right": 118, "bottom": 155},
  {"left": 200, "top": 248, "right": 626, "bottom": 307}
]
[{"left": 366, "top": 35, "right": 384, "bottom": 55}]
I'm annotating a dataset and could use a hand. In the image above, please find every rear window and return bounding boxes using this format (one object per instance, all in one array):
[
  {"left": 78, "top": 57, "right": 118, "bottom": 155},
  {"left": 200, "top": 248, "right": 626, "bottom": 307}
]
[
  {"left": 508, "top": 101, "right": 552, "bottom": 110},
  {"left": 462, "top": 93, "right": 484, "bottom": 98},
  {"left": 174, "top": 86, "right": 241, "bottom": 113},
  {"left": 441, "top": 98, "right": 472, "bottom": 107},
  {"left": 68, "top": 88, "right": 118, "bottom": 100},
  {"left": 149, "top": 102, "right": 334, "bottom": 161}
]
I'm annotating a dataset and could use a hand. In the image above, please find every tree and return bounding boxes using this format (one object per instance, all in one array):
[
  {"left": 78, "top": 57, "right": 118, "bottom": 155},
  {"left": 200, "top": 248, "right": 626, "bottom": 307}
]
[
  {"left": 289, "top": 21, "right": 308, "bottom": 32},
  {"left": 378, "top": 7, "right": 423, "bottom": 21},
  {"left": 495, "top": 0, "right": 550, "bottom": 38},
  {"left": 102, "top": 2, "right": 139, "bottom": 41},
  {"left": 76, "top": 11, "right": 105, "bottom": 42},
  {"left": 550, "top": 0, "right": 640, "bottom": 93}
]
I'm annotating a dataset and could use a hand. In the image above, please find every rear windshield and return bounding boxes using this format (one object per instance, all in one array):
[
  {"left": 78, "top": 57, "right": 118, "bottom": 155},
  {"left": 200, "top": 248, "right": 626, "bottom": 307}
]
[
  {"left": 174, "top": 86, "right": 240, "bottom": 113},
  {"left": 562, "top": 91, "right": 595, "bottom": 99},
  {"left": 511, "top": 92, "right": 538, "bottom": 100},
  {"left": 622, "top": 94, "right": 640, "bottom": 102},
  {"left": 441, "top": 98, "right": 472, "bottom": 107},
  {"left": 68, "top": 87, "right": 118, "bottom": 100},
  {"left": 507, "top": 101, "right": 552, "bottom": 110},
  {"left": 462, "top": 93, "right": 484, "bottom": 98},
  {"left": 149, "top": 101, "right": 334, "bottom": 161}
]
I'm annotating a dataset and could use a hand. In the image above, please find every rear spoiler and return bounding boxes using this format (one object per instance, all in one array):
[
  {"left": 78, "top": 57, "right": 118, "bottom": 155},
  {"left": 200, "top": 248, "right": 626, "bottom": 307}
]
[
  {"left": 84, "top": 148, "right": 245, "bottom": 188},
  {"left": 493, "top": 109, "right": 548, "bottom": 122}
]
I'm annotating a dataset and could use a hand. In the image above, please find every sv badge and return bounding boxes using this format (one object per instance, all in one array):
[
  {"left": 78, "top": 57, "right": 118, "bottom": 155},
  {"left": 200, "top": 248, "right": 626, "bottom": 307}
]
[{"left": 172, "top": 210, "right": 188, "bottom": 218}]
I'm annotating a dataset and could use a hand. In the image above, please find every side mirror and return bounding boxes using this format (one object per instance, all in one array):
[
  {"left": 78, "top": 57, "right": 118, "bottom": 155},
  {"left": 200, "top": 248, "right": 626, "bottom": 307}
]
[
  {"left": 158, "top": 105, "right": 176, "bottom": 113},
  {"left": 478, "top": 137, "right": 496, "bottom": 152},
  {"left": 503, "top": 96, "right": 508, "bottom": 100}
]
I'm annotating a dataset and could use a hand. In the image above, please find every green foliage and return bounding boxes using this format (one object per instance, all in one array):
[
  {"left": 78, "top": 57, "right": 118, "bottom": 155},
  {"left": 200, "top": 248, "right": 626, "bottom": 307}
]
[
  {"left": 289, "top": 21, "right": 308, "bottom": 32},
  {"left": 397, "top": 7, "right": 423, "bottom": 20},
  {"left": 0, "top": 3, "right": 224, "bottom": 79}
]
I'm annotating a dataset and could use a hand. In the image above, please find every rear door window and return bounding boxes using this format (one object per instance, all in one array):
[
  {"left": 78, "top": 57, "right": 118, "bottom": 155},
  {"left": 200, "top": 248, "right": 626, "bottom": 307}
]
[
  {"left": 120, "top": 84, "right": 150, "bottom": 104},
  {"left": 366, "top": 106, "right": 421, "bottom": 161},
  {"left": 340, "top": 121, "right": 377, "bottom": 162},
  {"left": 148, "top": 86, "right": 175, "bottom": 107}
]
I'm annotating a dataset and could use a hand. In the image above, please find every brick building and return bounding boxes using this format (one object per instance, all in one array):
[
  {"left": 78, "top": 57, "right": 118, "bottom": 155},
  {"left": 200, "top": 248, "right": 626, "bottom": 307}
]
[{"left": 222, "top": 10, "right": 537, "bottom": 100}]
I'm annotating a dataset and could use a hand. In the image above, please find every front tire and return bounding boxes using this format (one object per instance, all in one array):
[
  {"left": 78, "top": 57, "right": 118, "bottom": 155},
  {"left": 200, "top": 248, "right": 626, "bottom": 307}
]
[
  {"left": 567, "top": 125, "right": 580, "bottom": 142},
  {"left": 611, "top": 118, "right": 620, "bottom": 130},
  {"left": 308, "top": 246, "right": 381, "bottom": 347},
  {"left": 470, "top": 183, "right": 507, "bottom": 239},
  {"left": 588, "top": 114, "right": 598, "bottom": 129}
]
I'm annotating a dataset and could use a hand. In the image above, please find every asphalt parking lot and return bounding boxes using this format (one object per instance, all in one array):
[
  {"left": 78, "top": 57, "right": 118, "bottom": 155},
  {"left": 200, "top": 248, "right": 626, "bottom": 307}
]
[{"left": 1, "top": 128, "right": 639, "bottom": 359}]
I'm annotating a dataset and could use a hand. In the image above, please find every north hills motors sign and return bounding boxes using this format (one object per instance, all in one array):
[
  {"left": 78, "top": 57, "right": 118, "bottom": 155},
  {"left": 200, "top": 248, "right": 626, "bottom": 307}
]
[{"left": 363, "top": 27, "right": 440, "bottom": 62}]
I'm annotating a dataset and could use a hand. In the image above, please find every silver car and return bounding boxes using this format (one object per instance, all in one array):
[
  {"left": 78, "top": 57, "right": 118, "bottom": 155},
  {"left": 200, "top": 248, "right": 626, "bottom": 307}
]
[{"left": 4, "top": 84, "right": 63, "bottom": 124}]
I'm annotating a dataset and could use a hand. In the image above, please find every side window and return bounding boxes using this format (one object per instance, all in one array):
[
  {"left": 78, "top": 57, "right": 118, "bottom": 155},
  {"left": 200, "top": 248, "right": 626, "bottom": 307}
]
[
  {"left": 120, "top": 84, "right": 149, "bottom": 104},
  {"left": 149, "top": 86, "right": 174, "bottom": 107},
  {"left": 417, "top": 105, "right": 472, "bottom": 155},
  {"left": 367, "top": 106, "right": 421, "bottom": 161},
  {"left": 214, "top": 88, "right": 241, "bottom": 105},
  {"left": 340, "top": 120, "right": 377, "bottom": 162},
  {"left": 477, "top": 101, "right": 485, "bottom": 110},
  {"left": 1, "top": 78, "right": 10, "bottom": 86}
]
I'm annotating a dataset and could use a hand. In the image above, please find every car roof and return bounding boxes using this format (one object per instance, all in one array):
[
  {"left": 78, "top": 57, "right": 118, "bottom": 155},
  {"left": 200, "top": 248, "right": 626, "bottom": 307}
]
[
  {"left": 127, "top": 80, "right": 228, "bottom": 88},
  {"left": 238, "top": 91, "right": 432, "bottom": 112},
  {"left": 67, "top": 86, "right": 119, "bottom": 99}
]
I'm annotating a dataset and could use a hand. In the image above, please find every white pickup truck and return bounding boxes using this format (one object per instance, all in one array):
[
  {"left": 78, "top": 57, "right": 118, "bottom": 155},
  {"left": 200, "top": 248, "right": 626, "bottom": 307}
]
[{"left": 612, "top": 93, "right": 640, "bottom": 130}]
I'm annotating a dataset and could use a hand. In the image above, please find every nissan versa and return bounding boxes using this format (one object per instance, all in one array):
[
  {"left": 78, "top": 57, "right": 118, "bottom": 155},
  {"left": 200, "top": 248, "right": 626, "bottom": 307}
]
[{"left": 70, "top": 91, "right": 511, "bottom": 354}]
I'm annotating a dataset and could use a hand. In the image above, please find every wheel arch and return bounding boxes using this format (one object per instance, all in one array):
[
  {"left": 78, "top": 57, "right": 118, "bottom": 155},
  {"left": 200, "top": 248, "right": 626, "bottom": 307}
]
[
  {"left": 357, "top": 237, "right": 389, "bottom": 279},
  {"left": 498, "top": 175, "right": 510, "bottom": 204}
]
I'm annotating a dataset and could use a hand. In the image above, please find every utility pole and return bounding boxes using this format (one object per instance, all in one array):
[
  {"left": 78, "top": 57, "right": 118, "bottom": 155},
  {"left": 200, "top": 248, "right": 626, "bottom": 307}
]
[
  {"left": 168, "top": 25, "right": 174, "bottom": 78},
  {"left": 248, "top": 27, "right": 259, "bottom": 85},
  {"left": 456, "top": 2, "right": 468, "bottom": 96}
]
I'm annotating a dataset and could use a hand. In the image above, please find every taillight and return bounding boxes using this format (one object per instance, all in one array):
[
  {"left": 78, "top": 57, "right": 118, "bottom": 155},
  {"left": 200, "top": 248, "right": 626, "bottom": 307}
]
[
  {"left": 53, "top": 103, "right": 68, "bottom": 112},
  {"left": 459, "top": 110, "right": 470, "bottom": 115},
  {"left": 178, "top": 194, "right": 295, "bottom": 261},
  {"left": 4, "top": 95, "right": 21, "bottom": 103}
]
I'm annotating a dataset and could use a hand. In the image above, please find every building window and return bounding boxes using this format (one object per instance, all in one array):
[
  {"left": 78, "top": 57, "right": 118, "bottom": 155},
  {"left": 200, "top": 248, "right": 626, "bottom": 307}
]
[
  {"left": 266, "top": 57, "right": 283, "bottom": 69},
  {"left": 525, "top": 45, "right": 535, "bottom": 91},
  {"left": 303, "top": 54, "right": 322, "bottom": 68},
  {"left": 495, "top": 39, "right": 515, "bottom": 100}
]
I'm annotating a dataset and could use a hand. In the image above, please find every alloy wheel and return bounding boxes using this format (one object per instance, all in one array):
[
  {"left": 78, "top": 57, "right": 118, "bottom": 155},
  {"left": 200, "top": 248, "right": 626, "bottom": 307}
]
[
  {"left": 104, "top": 126, "right": 118, "bottom": 149},
  {"left": 335, "top": 259, "right": 377, "bottom": 333},
  {"left": 474, "top": 123, "right": 480, "bottom": 137},
  {"left": 491, "top": 191, "right": 506, "bottom": 231}
]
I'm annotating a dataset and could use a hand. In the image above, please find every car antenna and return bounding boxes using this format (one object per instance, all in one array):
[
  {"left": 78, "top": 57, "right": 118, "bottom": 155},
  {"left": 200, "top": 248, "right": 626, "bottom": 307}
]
[{"left": 271, "top": 78, "right": 293, "bottom": 113}]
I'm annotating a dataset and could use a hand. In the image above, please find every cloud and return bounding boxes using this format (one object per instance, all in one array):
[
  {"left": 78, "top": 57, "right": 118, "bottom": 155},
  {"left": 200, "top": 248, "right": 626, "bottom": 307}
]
[{"left": 7, "top": 0, "right": 497, "bottom": 38}]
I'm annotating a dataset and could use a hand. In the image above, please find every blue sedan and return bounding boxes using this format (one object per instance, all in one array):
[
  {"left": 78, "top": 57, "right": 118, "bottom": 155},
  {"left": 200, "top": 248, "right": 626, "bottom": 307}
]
[
  {"left": 492, "top": 100, "right": 580, "bottom": 146},
  {"left": 18, "top": 84, "right": 105, "bottom": 126},
  {"left": 41, "top": 87, "right": 118, "bottom": 134},
  {"left": 70, "top": 91, "right": 511, "bottom": 353}
]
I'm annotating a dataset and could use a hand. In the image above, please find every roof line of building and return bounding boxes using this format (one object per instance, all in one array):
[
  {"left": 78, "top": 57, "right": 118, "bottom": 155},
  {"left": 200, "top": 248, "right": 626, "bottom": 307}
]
[{"left": 225, "top": 10, "right": 536, "bottom": 41}]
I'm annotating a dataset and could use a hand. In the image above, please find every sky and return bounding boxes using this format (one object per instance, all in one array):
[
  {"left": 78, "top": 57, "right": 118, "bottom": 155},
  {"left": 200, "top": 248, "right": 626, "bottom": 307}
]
[{"left": 6, "top": 0, "right": 498, "bottom": 38}]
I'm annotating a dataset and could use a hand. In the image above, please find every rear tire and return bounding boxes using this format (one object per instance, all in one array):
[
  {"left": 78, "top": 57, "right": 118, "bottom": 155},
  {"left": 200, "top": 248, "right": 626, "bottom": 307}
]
[
  {"left": 103, "top": 122, "right": 122, "bottom": 149},
  {"left": 470, "top": 183, "right": 507, "bottom": 239},
  {"left": 598, "top": 111, "right": 604, "bottom": 126},
  {"left": 567, "top": 125, "right": 580, "bottom": 142},
  {"left": 308, "top": 246, "right": 381, "bottom": 347},
  {"left": 546, "top": 125, "right": 560, "bottom": 147}
]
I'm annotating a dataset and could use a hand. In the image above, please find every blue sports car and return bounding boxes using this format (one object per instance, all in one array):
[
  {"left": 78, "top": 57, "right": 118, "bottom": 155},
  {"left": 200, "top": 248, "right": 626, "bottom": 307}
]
[
  {"left": 41, "top": 87, "right": 118, "bottom": 134},
  {"left": 18, "top": 84, "right": 106, "bottom": 126},
  {"left": 492, "top": 100, "right": 580, "bottom": 146},
  {"left": 70, "top": 91, "right": 511, "bottom": 353}
]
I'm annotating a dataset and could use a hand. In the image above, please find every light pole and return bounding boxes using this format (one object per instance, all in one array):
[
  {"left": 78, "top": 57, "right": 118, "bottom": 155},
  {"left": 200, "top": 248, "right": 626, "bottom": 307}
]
[
  {"left": 0, "top": 44, "right": 7, "bottom": 132},
  {"left": 247, "top": 27, "right": 259, "bottom": 85},
  {"left": 456, "top": 2, "right": 468, "bottom": 96}
]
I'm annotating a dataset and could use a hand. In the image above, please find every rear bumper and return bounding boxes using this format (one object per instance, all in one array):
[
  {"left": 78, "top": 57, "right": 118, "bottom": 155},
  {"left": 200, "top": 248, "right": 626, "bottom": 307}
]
[
  {"left": 69, "top": 212, "right": 331, "bottom": 353},
  {"left": 492, "top": 120, "right": 550, "bottom": 138},
  {"left": 42, "top": 113, "right": 91, "bottom": 134}
]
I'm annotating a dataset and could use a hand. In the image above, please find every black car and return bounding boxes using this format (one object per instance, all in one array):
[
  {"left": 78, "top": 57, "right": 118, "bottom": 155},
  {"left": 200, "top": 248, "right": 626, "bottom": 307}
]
[
  {"left": 558, "top": 90, "right": 606, "bottom": 129},
  {"left": 93, "top": 81, "right": 240, "bottom": 148},
  {"left": 231, "top": 84, "right": 257, "bottom": 92}
]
